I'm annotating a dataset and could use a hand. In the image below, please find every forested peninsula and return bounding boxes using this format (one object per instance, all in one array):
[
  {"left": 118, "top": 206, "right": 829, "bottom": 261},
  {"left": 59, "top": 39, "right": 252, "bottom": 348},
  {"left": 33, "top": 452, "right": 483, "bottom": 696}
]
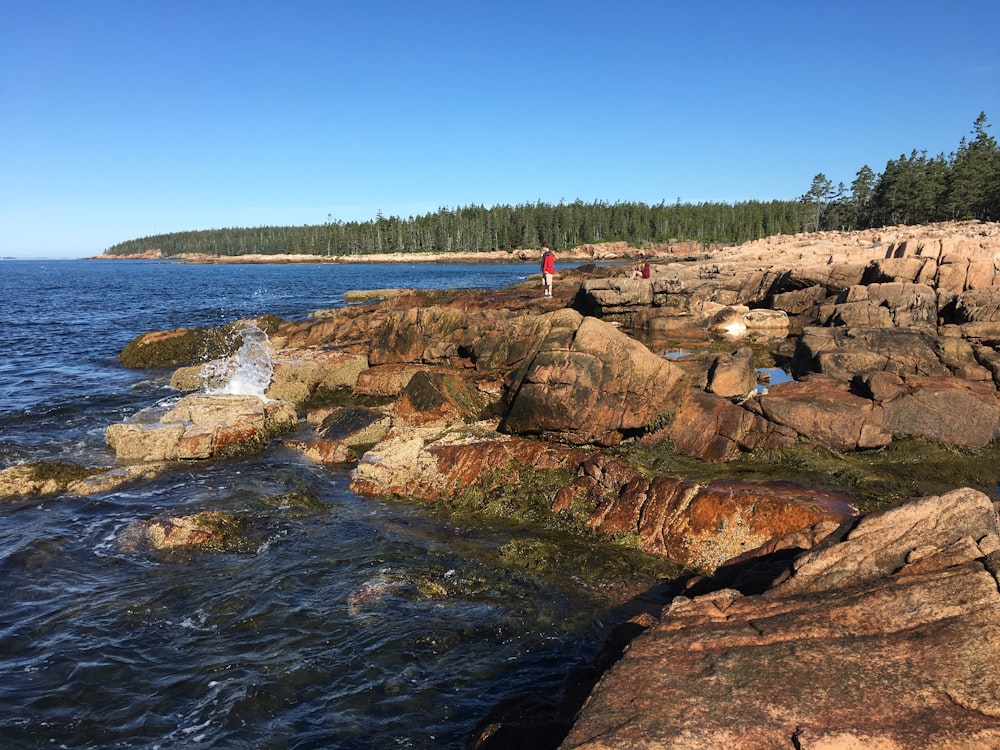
[{"left": 104, "top": 113, "right": 999, "bottom": 259}]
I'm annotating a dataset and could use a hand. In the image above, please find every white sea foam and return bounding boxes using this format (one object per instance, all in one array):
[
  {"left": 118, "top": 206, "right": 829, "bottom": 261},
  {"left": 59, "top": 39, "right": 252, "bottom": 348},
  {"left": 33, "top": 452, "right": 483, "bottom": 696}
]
[{"left": 203, "top": 324, "right": 273, "bottom": 398}]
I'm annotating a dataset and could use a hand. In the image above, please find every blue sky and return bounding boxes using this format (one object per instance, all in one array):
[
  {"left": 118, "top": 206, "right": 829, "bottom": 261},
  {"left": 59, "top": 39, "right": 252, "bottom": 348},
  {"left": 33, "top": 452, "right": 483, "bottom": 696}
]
[{"left": 2, "top": 1, "right": 998, "bottom": 258}]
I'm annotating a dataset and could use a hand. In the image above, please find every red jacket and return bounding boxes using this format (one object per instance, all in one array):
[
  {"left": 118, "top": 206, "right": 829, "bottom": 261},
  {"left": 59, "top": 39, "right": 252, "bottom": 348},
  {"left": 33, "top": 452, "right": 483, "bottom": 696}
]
[{"left": 541, "top": 251, "right": 555, "bottom": 274}]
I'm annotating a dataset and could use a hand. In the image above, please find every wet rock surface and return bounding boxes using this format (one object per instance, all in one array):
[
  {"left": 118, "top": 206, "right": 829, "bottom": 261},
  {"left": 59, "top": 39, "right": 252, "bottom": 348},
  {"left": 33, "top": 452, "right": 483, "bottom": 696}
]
[{"left": 105, "top": 393, "right": 298, "bottom": 462}]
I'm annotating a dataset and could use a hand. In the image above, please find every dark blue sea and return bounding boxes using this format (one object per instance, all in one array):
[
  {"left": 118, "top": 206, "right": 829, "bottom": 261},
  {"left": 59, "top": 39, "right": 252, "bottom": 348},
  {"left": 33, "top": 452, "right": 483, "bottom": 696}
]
[{"left": 0, "top": 259, "right": 620, "bottom": 749}]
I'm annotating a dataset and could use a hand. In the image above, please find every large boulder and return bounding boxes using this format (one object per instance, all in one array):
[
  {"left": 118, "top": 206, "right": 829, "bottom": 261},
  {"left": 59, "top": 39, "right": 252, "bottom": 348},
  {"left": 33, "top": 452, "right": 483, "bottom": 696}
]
[
  {"left": 822, "top": 282, "right": 938, "bottom": 328},
  {"left": 659, "top": 389, "right": 796, "bottom": 462},
  {"left": 875, "top": 374, "right": 1000, "bottom": 447},
  {"left": 106, "top": 394, "right": 297, "bottom": 462},
  {"left": 350, "top": 425, "right": 588, "bottom": 502},
  {"left": 118, "top": 316, "right": 283, "bottom": 369},
  {"left": 559, "top": 488, "right": 1000, "bottom": 749},
  {"left": 584, "top": 474, "right": 856, "bottom": 573},
  {"left": 791, "top": 326, "right": 953, "bottom": 381},
  {"left": 749, "top": 375, "right": 893, "bottom": 451},
  {"left": 573, "top": 278, "right": 655, "bottom": 323},
  {"left": 499, "top": 310, "right": 689, "bottom": 446},
  {"left": 955, "top": 286, "right": 1000, "bottom": 323},
  {"left": 804, "top": 370, "right": 1000, "bottom": 448},
  {"left": 671, "top": 347, "right": 757, "bottom": 399}
]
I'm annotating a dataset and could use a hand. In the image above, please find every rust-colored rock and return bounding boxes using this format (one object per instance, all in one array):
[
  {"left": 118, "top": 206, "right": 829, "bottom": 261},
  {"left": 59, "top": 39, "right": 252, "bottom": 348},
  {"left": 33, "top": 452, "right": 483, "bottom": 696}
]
[
  {"left": 284, "top": 438, "right": 354, "bottom": 465},
  {"left": 663, "top": 389, "right": 795, "bottom": 462},
  {"left": 350, "top": 426, "right": 588, "bottom": 502},
  {"left": 879, "top": 375, "right": 1000, "bottom": 447},
  {"left": 585, "top": 476, "right": 856, "bottom": 573}
]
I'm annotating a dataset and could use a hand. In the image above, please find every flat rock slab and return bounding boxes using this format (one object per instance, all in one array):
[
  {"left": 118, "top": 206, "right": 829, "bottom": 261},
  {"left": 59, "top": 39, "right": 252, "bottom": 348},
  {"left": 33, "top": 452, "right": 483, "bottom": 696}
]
[{"left": 560, "top": 488, "right": 1000, "bottom": 749}]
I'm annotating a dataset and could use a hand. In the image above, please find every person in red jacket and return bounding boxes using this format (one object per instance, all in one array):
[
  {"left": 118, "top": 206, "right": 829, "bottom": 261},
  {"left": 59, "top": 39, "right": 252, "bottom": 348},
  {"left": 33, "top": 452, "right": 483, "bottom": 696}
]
[{"left": 540, "top": 244, "right": 555, "bottom": 297}]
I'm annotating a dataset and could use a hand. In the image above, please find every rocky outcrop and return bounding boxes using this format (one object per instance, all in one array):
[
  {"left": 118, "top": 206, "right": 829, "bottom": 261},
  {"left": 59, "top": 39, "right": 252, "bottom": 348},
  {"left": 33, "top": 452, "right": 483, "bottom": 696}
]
[
  {"left": 559, "top": 487, "right": 1000, "bottom": 749},
  {"left": 106, "top": 394, "right": 297, "bottom": 462},
  {"left": 569, "top": 222, "right": 1000, "bottom": 457},
  {"left": 118, "top": 316, "right": 283, "bottom": 369},
  {"left": 659, "top": 388, "right": 796, "bottom": 462},
  {"left": 499, "top": 310, "right": 689, "bottom": 446},
  {"left": 350, "top": 424, "right": 589, "bottom": 502},
  {"left": 91, "top": 224, "right": 1000, "bottom": 750},
  {"left": 575, "top": 461, "right": 857, "bottom": 572},
  {"left": 748, "top": 375, "right": 894, "bottom": 452},
  {"left": 574, "top": 222, "right": 1000, "bottom": 334}
]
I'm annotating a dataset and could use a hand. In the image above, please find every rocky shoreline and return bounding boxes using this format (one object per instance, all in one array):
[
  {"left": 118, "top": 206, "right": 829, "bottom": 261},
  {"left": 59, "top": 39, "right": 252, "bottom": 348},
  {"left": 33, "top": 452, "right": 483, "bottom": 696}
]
[{"left": 10, "top": 220, "right": 1000, "bottom": 747}]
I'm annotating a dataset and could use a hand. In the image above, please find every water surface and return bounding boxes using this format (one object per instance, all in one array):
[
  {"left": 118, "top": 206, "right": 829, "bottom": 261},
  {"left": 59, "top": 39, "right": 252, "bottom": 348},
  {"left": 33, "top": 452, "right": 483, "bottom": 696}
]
[{"left": 0, "top": 259, "right": 620, "bottom": 749}]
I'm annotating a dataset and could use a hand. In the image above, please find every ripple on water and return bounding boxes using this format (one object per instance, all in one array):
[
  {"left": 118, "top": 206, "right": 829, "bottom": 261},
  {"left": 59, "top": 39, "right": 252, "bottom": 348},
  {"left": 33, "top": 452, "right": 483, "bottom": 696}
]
[{"left": 0, "top": 457, "right": 613, "bottom": 748}]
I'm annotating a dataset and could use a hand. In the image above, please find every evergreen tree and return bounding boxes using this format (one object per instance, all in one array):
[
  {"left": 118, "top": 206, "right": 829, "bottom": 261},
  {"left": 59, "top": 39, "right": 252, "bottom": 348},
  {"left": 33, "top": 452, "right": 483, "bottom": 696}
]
[
  {"left": 803, "top": 174, "right": 834, "bottom": 231},
  {"left": 950, "top": 112, "right": 999, "bottom": 220},
  {"left": 849, "top": 165, "right": 876, "bottom": 228}
]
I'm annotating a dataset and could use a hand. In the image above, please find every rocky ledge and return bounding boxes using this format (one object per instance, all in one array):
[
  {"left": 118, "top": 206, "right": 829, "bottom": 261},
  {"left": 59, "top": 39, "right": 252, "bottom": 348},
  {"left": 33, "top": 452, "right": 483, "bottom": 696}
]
[{"left": 556, "top": 487, "right": 1000, "bottom": 749}]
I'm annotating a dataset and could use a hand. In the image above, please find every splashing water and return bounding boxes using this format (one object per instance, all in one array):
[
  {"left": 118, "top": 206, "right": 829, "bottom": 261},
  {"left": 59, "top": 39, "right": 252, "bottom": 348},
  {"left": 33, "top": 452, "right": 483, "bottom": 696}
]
[{"left": 201, "top": 324, "right": 274, "bottom": 397}]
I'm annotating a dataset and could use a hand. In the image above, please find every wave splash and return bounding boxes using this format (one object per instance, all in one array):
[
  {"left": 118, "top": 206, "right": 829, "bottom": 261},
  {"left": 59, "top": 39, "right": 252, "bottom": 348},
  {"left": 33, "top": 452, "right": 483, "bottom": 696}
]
[{"left": 201, "top": 324, "right": 274, "bottom": 398}]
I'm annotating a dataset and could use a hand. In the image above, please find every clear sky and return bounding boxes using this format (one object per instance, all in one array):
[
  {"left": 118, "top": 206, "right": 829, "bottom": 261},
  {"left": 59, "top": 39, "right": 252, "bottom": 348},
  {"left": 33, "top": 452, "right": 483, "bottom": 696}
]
[{"left": 2, "top": 1, "right": 998, "bottom": 258}]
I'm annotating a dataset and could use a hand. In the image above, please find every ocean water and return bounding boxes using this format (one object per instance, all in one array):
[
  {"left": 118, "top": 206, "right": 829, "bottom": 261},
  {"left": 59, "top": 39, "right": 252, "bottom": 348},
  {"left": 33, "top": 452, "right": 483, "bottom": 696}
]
[{"left": 0, "top": 259, "right": 619, "bottom": 749}]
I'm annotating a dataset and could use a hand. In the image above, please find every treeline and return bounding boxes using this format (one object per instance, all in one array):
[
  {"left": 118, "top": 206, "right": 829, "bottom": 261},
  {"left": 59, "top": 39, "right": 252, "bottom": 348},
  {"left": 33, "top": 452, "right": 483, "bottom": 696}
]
[
  {"left": 104, "top": 199, "right": 811, "bottom": 258},
  {"left": 106, "top": 113, "right": 998, "bottom": 258},
  {"left": 807, "top": 112, "right": 999, "bottom": 231}
]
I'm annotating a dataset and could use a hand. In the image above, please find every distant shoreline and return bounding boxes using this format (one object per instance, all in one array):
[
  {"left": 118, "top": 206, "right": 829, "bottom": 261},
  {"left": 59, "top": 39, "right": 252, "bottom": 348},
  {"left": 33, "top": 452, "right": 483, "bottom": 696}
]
[{"left": 86, "top": 242, "right": 667, "bottom": 265}]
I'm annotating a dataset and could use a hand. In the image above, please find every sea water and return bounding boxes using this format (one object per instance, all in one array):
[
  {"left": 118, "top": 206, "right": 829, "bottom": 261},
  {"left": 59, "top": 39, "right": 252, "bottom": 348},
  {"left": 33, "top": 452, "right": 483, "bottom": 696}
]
[{"left": 0, "top": 259, "right": 618, "bottom": 749}]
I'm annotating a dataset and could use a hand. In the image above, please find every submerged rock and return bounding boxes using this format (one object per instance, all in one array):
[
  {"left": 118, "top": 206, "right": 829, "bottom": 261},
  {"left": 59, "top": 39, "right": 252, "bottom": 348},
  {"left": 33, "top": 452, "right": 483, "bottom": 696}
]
[
  {"left": 118, "top": 510, "right": 251, "bottom": 552},
  {"left": 0, "top": 461, "right": 176, "bottom": 501},
  {"left": 0, "top": 461, "right": 101, "bottom": 500}
]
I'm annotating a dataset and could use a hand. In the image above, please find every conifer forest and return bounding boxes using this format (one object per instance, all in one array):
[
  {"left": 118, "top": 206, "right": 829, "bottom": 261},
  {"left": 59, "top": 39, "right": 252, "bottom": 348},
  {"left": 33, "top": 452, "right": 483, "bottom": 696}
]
[{"left": 106, "top": 113, "right": 1000, "bottom": 258}]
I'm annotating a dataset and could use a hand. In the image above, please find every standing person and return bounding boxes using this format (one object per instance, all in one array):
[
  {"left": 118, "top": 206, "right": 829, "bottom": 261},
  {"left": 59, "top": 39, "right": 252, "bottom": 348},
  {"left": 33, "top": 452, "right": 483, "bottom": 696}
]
[{"left": 540, "top": 244, "right": 555, "bottom": 297}]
